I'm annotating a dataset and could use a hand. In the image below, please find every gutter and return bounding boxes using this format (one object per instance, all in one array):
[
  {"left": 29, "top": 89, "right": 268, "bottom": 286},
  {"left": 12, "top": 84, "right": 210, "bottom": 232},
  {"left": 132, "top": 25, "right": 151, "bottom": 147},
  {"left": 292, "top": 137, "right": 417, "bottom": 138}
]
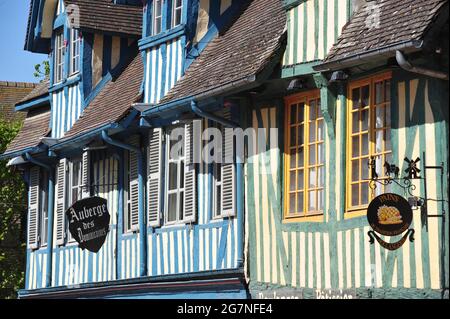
[
  {"left": 25, "top": 153, "right": 55, "bottom": 288},
  {"left": 101, "top": 131, "right": 147, "bottom": 277},
  {"left": 396, "top": 50, "right": 449, "bottom": 80},
  {"left": 313, "top": 40, "right": 422, "bottom": 72}
]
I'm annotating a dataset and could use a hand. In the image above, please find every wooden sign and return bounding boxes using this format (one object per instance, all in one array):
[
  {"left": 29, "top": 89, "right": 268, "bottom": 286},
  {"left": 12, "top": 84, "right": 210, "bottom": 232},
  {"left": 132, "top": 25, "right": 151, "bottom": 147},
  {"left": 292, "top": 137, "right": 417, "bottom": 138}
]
[
  {"left": 66, "top": 197, "right": 110, "bottom": 253},
  {"left": 367, "top": 193, "right": 414, "bottom": 250}
]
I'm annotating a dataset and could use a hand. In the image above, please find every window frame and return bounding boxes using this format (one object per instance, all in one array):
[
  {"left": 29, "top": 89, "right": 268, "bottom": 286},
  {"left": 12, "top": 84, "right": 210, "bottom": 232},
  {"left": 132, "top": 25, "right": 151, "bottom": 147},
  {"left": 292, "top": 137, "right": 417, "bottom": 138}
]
[
  {"left": 171, "top": 0, "right": 183, "bottom": 28},
  {"left": 152, "top": 0, "right": 163, "bottom": 36},
  {"left": 39, "top": 170, "right": 49, "bottom": 248},
  {"left": 164, "top": 126, "right": 186, "bottom": 226},
  {"left": 54, "top": 31, "right": 65, "bottom": 84},
  {"left": 66, "top": 158, "right": 83, "bottom": 243},
  {"left": 212, "top": 162, "right": 223, "bottom": 220},
  {"left": 69, "top": 28, "right": 81, "bottom": 75},
  {"left": 283, "top": 90, "right": 325, "bottom": 223},
  {"left": 123, "top": 151, "right": 133, "bottom": 234},
  {"left": 345, "top": 71, "right": 393, "bottom": 218}
]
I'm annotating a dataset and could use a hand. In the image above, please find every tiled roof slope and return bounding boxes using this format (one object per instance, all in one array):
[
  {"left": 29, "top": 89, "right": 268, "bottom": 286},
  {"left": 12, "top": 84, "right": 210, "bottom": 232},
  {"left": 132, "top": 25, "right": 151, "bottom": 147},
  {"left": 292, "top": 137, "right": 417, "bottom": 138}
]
[
  {"left": 323, "top": 0, "right": 448, "bottom": 64},
  {"left": 160, "top": 0, "right": 286, "bottom": 104},
  {"left": 64, "top": 0, "right": 143, "bottom": 36},
  {"left": 64, "top": 53, "right": 143, "bottom": 139},
  {"left": 0, "top": 81, "right": 37, "bottom": 122},
  {"left": 3, "top": 108, "right": 51, "bottom": 155},
  {"left": 17, "top": 78, "right": 49, "bottom": 105}
]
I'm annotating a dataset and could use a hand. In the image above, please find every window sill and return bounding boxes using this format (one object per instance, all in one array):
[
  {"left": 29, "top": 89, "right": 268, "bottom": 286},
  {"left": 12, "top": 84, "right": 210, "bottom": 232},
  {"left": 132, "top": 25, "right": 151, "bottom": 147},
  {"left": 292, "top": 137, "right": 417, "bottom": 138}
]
[
  {"left": 283, "top": 214, "right": 324, "bottom": 224},
  {"left": 345, "top": 207, "right": 368, "bottom": 219},
  {"left": 49, "top": 73, "right": 82, "bottom": 93}
]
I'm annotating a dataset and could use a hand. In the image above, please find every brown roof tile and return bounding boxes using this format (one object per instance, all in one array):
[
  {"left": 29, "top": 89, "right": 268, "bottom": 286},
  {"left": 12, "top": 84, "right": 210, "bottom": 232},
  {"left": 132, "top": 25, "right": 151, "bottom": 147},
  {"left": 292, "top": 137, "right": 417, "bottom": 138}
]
[
  {"left": 64, "top": 0, "right": 143, "bottom": 36},
  {"left": 3, "top": 108, "right": 51, "bottom": 155},
  {"left": 160, "top": 0, "right": 286, "bottom": 104},
  {"left": 322, "top": 0, "right": 448, "bottom": 64},
  {"left": 16, "top": 78, "right": 49, "bottom": 105},
  {"left": 0, "top": 81, "right": 37, "bottom": 122},
  {"left": 63, "top": 53, "right": 143, "bottom": 139}
]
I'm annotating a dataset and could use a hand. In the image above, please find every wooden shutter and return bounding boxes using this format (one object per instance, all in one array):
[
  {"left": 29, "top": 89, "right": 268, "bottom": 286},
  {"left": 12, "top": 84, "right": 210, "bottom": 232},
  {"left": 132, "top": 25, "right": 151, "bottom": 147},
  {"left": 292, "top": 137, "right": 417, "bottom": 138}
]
[
  {"left": 28, "top": 167, "right": 40, "bottom": 250},
  {"left": 81, "top": 151, "right": 90, "bottom": 198},
  {"left": 221, "top": 108, "right": 236, "bottom": 217},
  {"left": 147, "top": 128, "right": 163, "bottom": 227},
  {"left": 183, "top": 121, "right": 197, "bottom": 222},
  {"left": 55, "top": 159, "right": 67, "bottom": 245},
  {"left": 129, "top": 135, "right": 140, "bottom": 231}
]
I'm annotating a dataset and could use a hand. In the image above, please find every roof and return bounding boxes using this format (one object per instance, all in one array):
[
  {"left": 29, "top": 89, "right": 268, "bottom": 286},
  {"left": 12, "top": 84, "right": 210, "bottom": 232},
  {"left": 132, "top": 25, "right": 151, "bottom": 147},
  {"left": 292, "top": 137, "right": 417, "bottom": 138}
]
[
  {"left": 16, "top": 78, "right": 49, "bottom": 105},
  {"left": 321, "top": 0, "right": 448, "bottom": 65},
  {"left": 63, "top": 53, "right": 143, "bottom": 140},
  {"left": 160, "top": 0, "right": 286, "bottom": 104},
  {"left": 0, "top": 81, "right": 37, "bottom": 122},
  {"left": 64, "top": 0, "right": 143, "bottom": 36},
  {"left": 3, "top": 108, "right": 51, "bottom": 156}
]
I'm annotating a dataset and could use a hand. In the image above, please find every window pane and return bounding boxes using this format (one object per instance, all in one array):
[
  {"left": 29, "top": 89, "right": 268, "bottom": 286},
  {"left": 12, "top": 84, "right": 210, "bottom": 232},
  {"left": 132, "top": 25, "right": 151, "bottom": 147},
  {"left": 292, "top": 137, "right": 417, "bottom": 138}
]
[
  {"left": 179, "top": 192, "right": 184, "bottom": 221},
  {"left": 297, "top": 192, "right": 304, "bottom": 213},
  {"left": 290, "top": 149, "right": 296, "bottom": 168},
  {"left": 308, "top": 190, "right": 316, "bottom": 211},
  {"left": 352, "top": 112, "right": 359, "bottom": 133},
  {"left": 361, "top": 182, "right": 369, "bottom": 205},
  {"left": 169, "top": 162, "right": 178, "bottom": 190},
  {"left": 297, "top": 171, "right": 304, "bottom": 190},
  {"left": 376, "top": 130, "right": 383, "bottom": 153},
  {"left": 352, "top": 136, "right": 359, "bottom": 157},
  {"left": 351, "top": 160, "right": 359, "bottom": 182},
  {"left": 385, "top": 129, "right": 392, "bottom": 152},
  {"left": 351, "top": 184, "right": 359, "bottom": 206},
  {"left": 361, "top": 85, "right": 370, "bottom": 107},
  {"left": 309, "top": 122, "right": 316, "bottom": 142},
  {"left": 317, "top": 190, "right": 324, "bottom": 210},
  {"left": 216, "top": 186, "right": 221, "bottom": 214},
  {"left": 310, "top": 100, "right": 316, "bottom": 120},
  {"left": 309, "top": 145, "right": 316, "bottom": 164},
  {"left": 297, "top": 147, "right": 304, "bottom": 167},
  {"left": 290, "top": 104, "right": 297, "bottom": 124},
  {"left": 167, "top": 193, "right": 177, "bottom": 222},
  {"left": 298, "top": 124, "right": 304, "bottom": 145},
  {"left": 352, "top": 88, "right": 360, "bottom": 109},
  {"left": 375, "top": 82, "right": 383, "bottom": 104},
  {"left": 361, "top": 133, "right": 369, "bottom": 155},
  {"left": 317, "top": 120, "right": 324, "bottom": 141},
  {"left": 362, "top": 157, "right": 369, "bottom": 180},
  {"left": 317, "top": 143, "right": 325, "bottom": 164},
  {"left": 289, "top": 194, "right": 296, "bottom": 214},
  {"left": 318, "top": 166, "right": 325, "bottom": 187},
  {"left": 180, "top": 161, "right": 185, "bottom": 188},
  {"left": 385, "top": 80, "right": 391, "bottom": 102},
  {"left": 376, "top": 106, "right": 384, "bottom": 128},
  {"left": 298, "top": 103, "right": 305, "bottom": 122},
  {"left": 361, "top": 109, "right": 369, "bottom": 131},
  {"left": 309, "top": 168, "right": 317, "bottom": 188},
  {"left": 385, "top": 104, "right": 391, "bottom": 127},
  {"left": 290, "top": 172, "right": 296, "bottom": 191},
  {"left": 290, "top": 127, "right": 296, "bottom": 146}
]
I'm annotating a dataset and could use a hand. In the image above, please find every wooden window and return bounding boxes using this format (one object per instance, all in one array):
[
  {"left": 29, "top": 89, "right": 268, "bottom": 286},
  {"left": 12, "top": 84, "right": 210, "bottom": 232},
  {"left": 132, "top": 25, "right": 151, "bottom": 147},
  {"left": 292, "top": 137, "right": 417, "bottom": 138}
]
[
  {"left": 70, "top": 28, "right": 80, "bottom": 75},
  {"left": 346, "top": 72, "right": 392, "bottom": 216},
  {"left": 172, "top": 0, "right": 183, "bottom": 28},
  {"left": 284, "top": 91, "right": 325, "bottom": 221},
  {"left": 165, "top": 126, "right": 186, "bottom": 224},
  {"left": 39, "top": 170, "right": 49, "bottom": 247},
  {"left": 66, "top": 158, "right": 82, "bottom": 242},
  {"left": 153, "top": 0, "right": 163, "bottom": 35},
  {"left": 54, "top": 32, "right": 64, "bottom": 83}
]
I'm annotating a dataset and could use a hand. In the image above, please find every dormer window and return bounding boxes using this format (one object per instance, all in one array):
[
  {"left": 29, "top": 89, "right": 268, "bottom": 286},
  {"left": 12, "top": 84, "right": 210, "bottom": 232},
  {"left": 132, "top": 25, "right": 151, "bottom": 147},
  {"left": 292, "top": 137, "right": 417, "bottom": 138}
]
[
  {"left": 172, "top": 0, "right": 183, "bottom": 28},
  {"left": 54, "top": 32, "right": 64, "bottom": 84},
  {"left": 153, "top": 0, "right": 163, "bottom": 35},
  {"left": 70, "top": 29, "right": 81, "bottom": 75}
]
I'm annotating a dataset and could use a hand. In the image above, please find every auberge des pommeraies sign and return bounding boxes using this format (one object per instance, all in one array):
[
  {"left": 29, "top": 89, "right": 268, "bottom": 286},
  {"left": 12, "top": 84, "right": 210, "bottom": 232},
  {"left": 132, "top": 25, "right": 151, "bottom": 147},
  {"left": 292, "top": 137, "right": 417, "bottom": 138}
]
[{"left": 66, "top": 197, "right": 110, "bottom": 253}]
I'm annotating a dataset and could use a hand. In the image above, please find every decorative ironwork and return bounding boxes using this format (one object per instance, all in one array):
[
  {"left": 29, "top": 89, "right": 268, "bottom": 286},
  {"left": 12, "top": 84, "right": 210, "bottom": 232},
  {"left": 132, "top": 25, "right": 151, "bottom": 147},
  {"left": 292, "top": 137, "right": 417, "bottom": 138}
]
[{"left": 367, "top": 157, "right": 418, "bottom": 197}]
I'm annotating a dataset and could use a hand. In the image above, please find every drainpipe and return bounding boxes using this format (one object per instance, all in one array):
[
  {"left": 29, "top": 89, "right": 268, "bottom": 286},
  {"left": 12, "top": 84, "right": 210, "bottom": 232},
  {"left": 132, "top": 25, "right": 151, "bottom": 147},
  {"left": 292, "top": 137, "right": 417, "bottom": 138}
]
[
  {"left": 101, "top": 131, "right": 147, "bottom": 277},
  {"left": 396, "top": 50, "right": 449, "bottom": 80},
  {"left": 25, "top": 153, "right": 55, "bottom": 288},
  {"left": 190, "top": 100, "right": 245, "bottom": 268}
]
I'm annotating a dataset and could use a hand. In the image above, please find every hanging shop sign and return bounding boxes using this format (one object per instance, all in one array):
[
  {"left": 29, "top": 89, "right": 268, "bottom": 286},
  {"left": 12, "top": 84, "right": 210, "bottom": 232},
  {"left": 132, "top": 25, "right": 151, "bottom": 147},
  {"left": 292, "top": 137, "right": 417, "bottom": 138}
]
[
  {"left": 367, "top": 193, "right": 415, "bottom": 250},
  {"left": 66, "top": 197, "right": 110, "bottom": 253}
]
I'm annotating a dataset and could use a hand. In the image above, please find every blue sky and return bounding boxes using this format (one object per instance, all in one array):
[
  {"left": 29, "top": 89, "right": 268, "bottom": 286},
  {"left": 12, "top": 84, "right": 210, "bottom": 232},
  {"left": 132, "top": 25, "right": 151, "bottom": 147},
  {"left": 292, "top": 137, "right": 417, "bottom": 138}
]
[{"left": 0, "top": 0, "right": 47, "bottom": 83}]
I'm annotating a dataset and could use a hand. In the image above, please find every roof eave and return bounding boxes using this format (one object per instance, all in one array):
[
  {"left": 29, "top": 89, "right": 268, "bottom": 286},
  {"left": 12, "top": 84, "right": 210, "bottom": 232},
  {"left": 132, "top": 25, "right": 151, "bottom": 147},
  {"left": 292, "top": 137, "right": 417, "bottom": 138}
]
[
  {"left": 15, "top": 95, "right": 50, "bottom": 112},
  {"left": 313, "top": 41, "right": 424, "bottom": 72}
]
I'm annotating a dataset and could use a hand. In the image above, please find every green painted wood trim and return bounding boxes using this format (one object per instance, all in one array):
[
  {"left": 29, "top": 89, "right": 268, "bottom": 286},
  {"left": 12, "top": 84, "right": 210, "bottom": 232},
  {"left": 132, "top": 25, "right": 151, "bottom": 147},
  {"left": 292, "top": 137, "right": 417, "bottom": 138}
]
[
  {"left": 282, "top": 61, "right": 322, "bottom": 78},
  {"left": 338, "top": 83, "right": 347, "bottom": 220},
  {"left": 302, "top": 3, "right": 307, "bottom": 63},
  {"left": 313, "top": 0, "right": 319, "bottom": 61},
  {"left": 283, "top": 0, "right": 307, "bottom": 10},
  {"left": 323, "top": 0, "right": 328, "bottom": 61}
]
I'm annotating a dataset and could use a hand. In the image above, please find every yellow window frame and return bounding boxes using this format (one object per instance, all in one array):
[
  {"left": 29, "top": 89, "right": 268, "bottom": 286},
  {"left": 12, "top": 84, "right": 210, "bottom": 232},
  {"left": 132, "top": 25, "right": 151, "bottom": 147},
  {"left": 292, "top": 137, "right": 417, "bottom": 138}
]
[
  {"left": 284, "top": 90, "right": 325, "bottom": 223},
  {"left": 345, "top": 71, "right": 393, "bottom": 218}
]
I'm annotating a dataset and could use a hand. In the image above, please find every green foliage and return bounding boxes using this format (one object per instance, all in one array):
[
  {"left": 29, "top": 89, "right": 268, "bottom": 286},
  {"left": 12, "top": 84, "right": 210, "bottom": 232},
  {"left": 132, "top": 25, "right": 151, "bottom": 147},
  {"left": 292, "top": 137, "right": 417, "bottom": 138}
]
[
  {"left": 34, "top": 60, "right": 50, "bottom": 79},
  {"left": 0, "top": 120, "right": 27, "bottom": 299}
]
